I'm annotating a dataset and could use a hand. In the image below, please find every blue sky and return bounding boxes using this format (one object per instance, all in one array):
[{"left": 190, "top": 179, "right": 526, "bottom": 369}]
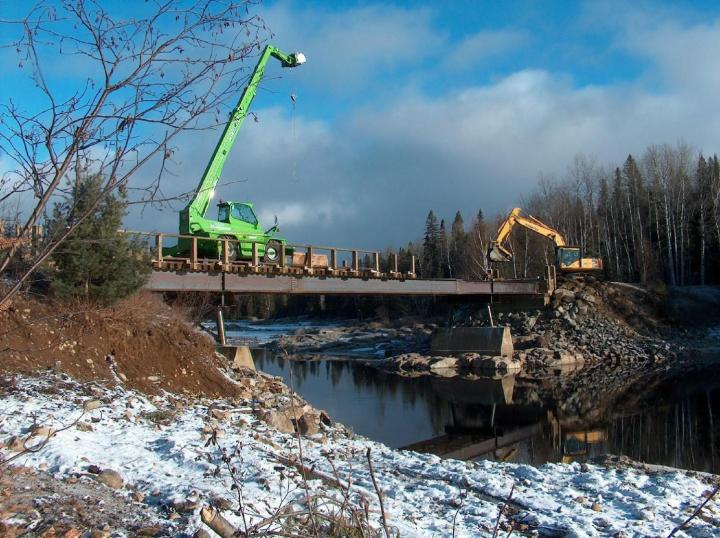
[{"left": 3, "top": 0, "right": 720, "bottom": 249}]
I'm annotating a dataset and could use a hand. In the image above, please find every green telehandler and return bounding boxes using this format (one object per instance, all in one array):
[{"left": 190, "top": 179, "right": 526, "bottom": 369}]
[{"left": 176, "top": 44, "right": 306, "bottom": 263}]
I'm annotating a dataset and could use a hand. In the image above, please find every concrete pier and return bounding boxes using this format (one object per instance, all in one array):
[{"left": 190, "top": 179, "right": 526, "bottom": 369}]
[
  {"left": 431, "top": 327, "right": 514, "bottom": 357},
  {"left": 216, "top": 345, "right": 255, "bottom": 371}
]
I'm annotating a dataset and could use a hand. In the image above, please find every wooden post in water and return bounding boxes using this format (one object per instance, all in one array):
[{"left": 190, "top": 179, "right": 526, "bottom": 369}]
[{"left": 215, "top": 306, "right": 226, "bottom": 345}]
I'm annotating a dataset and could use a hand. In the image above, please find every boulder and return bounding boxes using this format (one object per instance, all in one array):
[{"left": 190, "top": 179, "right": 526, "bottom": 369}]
[
  {"left": 209, "top": 408, "right": 230, "bottom": 421},
  {"left": 429, "top": 357, "right": 458, "bottom": 370},
  {"left": 29, "top": 425, "right": 54, "bottom": 438},
  {"left": 296, "top": 412, "right": 321, "bottom": 436},
  {"left": 553, "top": 288, "right": 576, "bottom": 303},
  {"left": 97, "top": 469, "right": 124, "bottom": 489},
  {"left": 256, "top": 409, "right": 295, "bottom": 434},
  {"left": 83, "top": 400, "right": 102, "bottom": 411},
  {"left": 3, "top": 435, "right": 25, "bottom": 452},
  {"left": 471, "top": 356, "right": 521, "bottom": 374},
  {"left": 577, "top": 292, "right": 597, "bottom": 304}
]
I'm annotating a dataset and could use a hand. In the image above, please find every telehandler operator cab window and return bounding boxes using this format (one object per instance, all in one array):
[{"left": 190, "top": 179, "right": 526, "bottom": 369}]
[
  {"left": 232, "top": 204, "right": 258, "bottom": 226},
  {"left": 218, "top": 205, "right": 229, "bottom": 222}
]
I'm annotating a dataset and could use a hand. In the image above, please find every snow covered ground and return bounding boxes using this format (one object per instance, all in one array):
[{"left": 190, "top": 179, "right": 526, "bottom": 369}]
[{"left": 2, "top": 373, "right": 719, "bottom": 537}]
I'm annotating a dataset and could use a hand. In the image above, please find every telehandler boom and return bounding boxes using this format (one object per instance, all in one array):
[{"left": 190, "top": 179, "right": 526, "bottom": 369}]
[
  {"left": 488, "top": 208, "right": 603, "bottom": 273},
  {"left": 177, "top": 44, "right": 306, "bottom": 262}
]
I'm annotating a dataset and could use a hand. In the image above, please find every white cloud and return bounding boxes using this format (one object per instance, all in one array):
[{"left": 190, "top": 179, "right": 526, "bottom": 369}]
[
  {"left": 259, "top": 3, "right": 443, "bottom": 93},
  {"left": 444, "top": 29, "right": 529, "bottom": 71},
  {"left": 622, "top": 19, "right": 720, "bottom": 97},
  {"left": 258, "top": 200, "right": 349, "bottom": 229}
]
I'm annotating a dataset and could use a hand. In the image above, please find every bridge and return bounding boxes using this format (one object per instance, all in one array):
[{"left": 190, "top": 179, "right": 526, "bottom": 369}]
[{"left": 129, "top": 231, "right": 557, "bottom": 298}]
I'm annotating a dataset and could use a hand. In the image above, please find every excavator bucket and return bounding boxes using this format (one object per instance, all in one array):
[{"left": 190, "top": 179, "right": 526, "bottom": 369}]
[{"left": 487, "top": 241, "right": 512, "bottom": 263}]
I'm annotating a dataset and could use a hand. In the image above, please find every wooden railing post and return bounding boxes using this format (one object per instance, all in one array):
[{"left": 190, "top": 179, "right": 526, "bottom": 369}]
[
  {"left": 252, "top": 242, "right": 259, "bottom": 271},
  {"left": 280, "top": 244, "right": 286, "bottom": 270},
  {"left": 352, "top": 250, "right": 359, "bottom": 274},
  {"left": 305, "top": 246, "right": 313, "bottom": 274},
  {"left": 391, "top": 253, "right": 399, "bottom": 277},
  {"left": 190, "top": 236, "right": 198, "bottom": 270},
  {"left": 0, "top": 220, "right": 4, "bottom": 236},
  {"left": 222, "top": 239, "right": 229, "bottom": 267},
  {"left": 330, "top": 248, "right": 337, "bottom": 273},
  {"left": 156, "top": 234, "right": 164, "bottom": 265},
  {"left": 408, "top": 255, "right": 416, "bottom": 278},
  {"left": 372, "top": 252, "right": 380, "bottom": 275}
]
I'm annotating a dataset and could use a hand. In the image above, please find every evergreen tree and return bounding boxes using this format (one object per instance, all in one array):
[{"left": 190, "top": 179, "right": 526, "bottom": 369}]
[
  {"left": 438, "top": 218, "right": 449, "bottom": 278},
  {"left": 422, "top": 210, "right": 440, "bottom": 277},
  {"left": 449, "top": 211, "right": 466, "bottom": 277},
  {"left": 47, "top": 173, "right": 150, "bottom": 303}
]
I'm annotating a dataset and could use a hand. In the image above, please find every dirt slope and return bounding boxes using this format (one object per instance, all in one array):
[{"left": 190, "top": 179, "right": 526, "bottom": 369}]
[{"left": 0, "top": 291, "right": 239, "bottom": 397}]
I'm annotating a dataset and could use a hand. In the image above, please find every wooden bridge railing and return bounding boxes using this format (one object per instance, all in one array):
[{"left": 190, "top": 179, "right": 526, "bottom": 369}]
[{"left": 120, "top": 230, "right": 418, "bottom": 280}]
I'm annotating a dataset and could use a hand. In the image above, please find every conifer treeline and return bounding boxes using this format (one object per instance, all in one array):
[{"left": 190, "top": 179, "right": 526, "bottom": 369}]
[{"left": 412, "top": 143, "right": 720, "bottom": 286}]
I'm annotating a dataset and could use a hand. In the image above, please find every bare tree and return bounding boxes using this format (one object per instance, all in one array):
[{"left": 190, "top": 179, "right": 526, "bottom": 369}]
[{"left": 0, "top": 0, "right": 271, "bottom": 308}]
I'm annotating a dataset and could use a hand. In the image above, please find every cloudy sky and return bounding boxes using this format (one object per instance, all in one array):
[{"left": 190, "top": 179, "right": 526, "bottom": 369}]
[{"left": 5, "top": 0, "right": 720, "bottom": 250}]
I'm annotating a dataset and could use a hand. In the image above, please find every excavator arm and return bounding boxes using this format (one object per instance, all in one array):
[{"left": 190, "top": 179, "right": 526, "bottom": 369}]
[
  {"left": 180, "top": 45, "right": 306, "bottom": 233},
  {"left": 488, "top": 208, "right": 566, "bottom": 262}
]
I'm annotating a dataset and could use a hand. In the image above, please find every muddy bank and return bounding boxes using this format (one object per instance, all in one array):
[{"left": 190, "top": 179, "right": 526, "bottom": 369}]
[{"left": 0, "top": 291, "right": 240, "bottom": 397}]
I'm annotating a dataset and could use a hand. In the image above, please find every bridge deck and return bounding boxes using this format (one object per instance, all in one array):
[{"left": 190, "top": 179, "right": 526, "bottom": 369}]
[{"left": 147, "top": 269, "right": 551, "bottom": 297}]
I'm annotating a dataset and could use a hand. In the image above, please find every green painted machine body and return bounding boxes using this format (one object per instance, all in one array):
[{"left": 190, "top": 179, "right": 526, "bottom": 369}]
[{"left": 177, "top": 44, "right": 305, "bottom": 261}]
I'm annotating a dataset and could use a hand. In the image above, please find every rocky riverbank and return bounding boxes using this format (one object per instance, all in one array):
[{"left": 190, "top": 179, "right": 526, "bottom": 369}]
[{"left": 274, "top": 278, "right": 679, "bottom": 379}]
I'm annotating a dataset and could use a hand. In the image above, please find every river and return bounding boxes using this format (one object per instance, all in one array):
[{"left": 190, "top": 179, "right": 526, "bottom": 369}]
[{"left": 228, "top": 320, "right": 720, "bottom": 473}]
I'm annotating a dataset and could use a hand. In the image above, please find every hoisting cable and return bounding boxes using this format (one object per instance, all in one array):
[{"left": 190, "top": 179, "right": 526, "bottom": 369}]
[{"left": 290, "top": 91, "right": 298, "bottom": 183}]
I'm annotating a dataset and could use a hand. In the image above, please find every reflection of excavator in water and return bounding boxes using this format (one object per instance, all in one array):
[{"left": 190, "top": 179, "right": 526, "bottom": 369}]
[{"left": 488, "top": 208, "right": 603, "bottom": 274}]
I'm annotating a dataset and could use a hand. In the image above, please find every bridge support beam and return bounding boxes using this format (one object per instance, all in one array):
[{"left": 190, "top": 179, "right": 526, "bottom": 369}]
[{"left": 147, "top": 271, "right": 544, "bottom": 297}]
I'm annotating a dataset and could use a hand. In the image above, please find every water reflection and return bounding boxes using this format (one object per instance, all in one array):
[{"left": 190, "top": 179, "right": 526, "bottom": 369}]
[{"left": 253, "top": 349, "right": 720, "bottom": 473}]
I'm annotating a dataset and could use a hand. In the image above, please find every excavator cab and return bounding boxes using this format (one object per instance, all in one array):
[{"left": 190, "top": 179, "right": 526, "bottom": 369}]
[{"left": 556, "top": 247, "right": 603, "bottom": 273}]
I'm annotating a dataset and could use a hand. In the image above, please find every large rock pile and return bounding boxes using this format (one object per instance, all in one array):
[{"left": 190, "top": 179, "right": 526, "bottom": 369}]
[
  {"left": 221, "top": 363, "right": 335, "bottom": 438},
  {"left": 381, "top": 277, "right": 676, "bottom": 380},
  {"left": 472, "top": 278, "right": 675, "bottom": 374}
]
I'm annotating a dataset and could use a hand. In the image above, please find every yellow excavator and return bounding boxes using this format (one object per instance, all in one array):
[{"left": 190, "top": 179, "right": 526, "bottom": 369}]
[{"left": 488, "top": 208, "right": 603, "bottom": 273}]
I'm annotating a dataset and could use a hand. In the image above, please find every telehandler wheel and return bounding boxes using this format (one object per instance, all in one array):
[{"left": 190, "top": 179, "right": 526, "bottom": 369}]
[
  {"left": 264, "top": 240, "right": 282, "bottom": 264},
  {"left": 219, "top": 235, "right": 237, "bottom": 261}
]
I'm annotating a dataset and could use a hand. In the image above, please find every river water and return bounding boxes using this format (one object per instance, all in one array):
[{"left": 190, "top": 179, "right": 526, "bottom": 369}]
[{"left": 229, "top": 321, "right": 720, "bottom": 473}]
